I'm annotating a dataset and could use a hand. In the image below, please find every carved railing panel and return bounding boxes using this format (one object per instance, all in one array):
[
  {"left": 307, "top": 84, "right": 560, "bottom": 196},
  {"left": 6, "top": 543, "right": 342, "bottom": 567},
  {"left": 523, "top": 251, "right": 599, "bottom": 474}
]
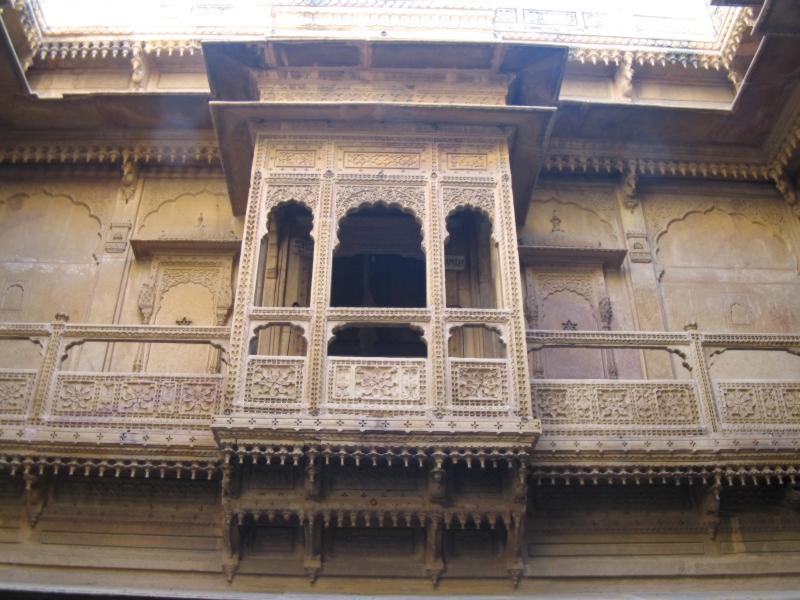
[
  {"left": 0, "top": 369, "right": 37, "bottom": 423},
  {"left": 531, "top": 380, "right": 705, "bottom": 437},
  {"left": 714, "top": 380, "right": 800, "bottom": 433},
  {"left": 449, "top": 359, "right": 511, "bottom": 417},
  {"left": 245, "top": 357, "right": 306, "bottom": 414},
  {"left": 45, "top": 373, "right": 223, "bottom": 428},
  {"left": 326, "top": 357, "right": 427, "bottom": 415}
]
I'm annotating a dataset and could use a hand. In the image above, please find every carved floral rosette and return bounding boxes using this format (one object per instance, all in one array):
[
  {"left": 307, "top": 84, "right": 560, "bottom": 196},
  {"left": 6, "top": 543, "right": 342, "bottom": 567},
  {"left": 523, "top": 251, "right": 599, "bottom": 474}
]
[
  {"left": 715, "top": 380, "right": 800, "bottom": 432},
  {"left": 0, "top": 369, "right": 37, "bottom": 422},
  {"left": 449, "top": 359, "right": 510, "bottom": 417},
  {"left": 245, "top": 357, "right": 305, "bottom": 414}
]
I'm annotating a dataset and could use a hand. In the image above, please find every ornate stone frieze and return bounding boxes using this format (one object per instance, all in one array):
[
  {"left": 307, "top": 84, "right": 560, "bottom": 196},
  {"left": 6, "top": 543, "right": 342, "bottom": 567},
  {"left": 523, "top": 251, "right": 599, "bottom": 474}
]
[
  {"left": 46, "top": 373, "right": 223, "bottom": 429},
  {"left": 531, "top": 380, "right": 704, "bottom": 436},
  {"left": 258, "top": 81, "right": 506, "bottom": 106},
  {"left": 449, "top": 359, "right": 510, "bottom": 417},
  {"left": 0, "top": 370, "right": 37, "bottom": 422},
  {"left": 715, "top": 381, "right": 800, "bottom": 432},
  {"left": 335, "top": 184, "right": 426, "bottom": 224},
  {"left": 442, "top": 187, "right": 495, "bottom": 220},
  {"left": 0, "top": 142, "right": 220, "bottom": 167}
]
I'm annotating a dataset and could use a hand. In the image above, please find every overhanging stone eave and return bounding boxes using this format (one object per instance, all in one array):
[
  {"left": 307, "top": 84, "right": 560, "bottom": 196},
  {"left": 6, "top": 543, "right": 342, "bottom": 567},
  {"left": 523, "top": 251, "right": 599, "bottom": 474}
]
[
  {"left": 211, "top": 416, "right": 542, "bottom": 453},
  {"left": 210, "top": 100, "right": 557, "bottom": 221}
]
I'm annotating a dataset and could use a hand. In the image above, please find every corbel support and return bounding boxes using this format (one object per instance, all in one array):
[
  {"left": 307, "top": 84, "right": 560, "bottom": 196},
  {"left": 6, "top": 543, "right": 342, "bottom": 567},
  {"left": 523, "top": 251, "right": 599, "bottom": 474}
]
[
  {"left": 428, "top": 449, "right": 447, "bottom": 504},
  {"left": 425, "top": 513, "right": 444, "bottom": 586},
  {"left": 698, "top": 479, "right": 723, "bottom": 540},
  {"left": 119, "top": 158, "right": 140, "bottom": 204},
  {"left": 221, "top": 503, "right": 240, "bottom": 583},
  {"left": 22, "top": 470, "right": 48, "bottom": 528},
  {"left": 770, "top": 168, "right": 797, "bottom": 207},
  {"left": 506, "top": 509, "right": 527, "bottom": 587},
  {"left": 304, "top": 457, "right": 322, "bottom": 500},
  {"left": 303, "top": 514, "right": 322, "bottom": 583},
  {"left": 512, "top": 463, "right": 530, "bottom": 504},
  {"left": 621, "top": 160, "right": 638, "bottom": 209},
  {"left": 615, "top": 51, "right": 635, "bottom": 102},
  {"left": 130, "top": 42, "right": 150, "bottom": 91}
]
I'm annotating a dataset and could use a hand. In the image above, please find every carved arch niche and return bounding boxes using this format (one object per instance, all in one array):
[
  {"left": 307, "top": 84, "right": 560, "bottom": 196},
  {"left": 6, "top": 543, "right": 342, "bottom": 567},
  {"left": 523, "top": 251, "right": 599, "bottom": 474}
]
[
  {"left": 136, "top": 253, "right": 234, "bottom": 373},
  {"left": 136, "top": 179, "right": 241, "bottom": 240},
  {"left": 648, "top": 199, "right": 800, "bottom": 333},
  {"left": 520, "top": 193, "right": 620, "bottom": 249},
  {"left": 0, "top": 189, "right": 103, "bottom": 264},
  {"left": 526, "top": 266, "right": 614, "bottom": 380}
]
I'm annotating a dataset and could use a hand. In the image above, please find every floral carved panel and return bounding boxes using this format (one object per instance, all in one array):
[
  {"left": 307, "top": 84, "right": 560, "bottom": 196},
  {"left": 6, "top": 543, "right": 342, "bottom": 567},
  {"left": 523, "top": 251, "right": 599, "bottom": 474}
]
[
  {"left": 531, "top": 380, "right": 704, "bottom": 436},
  {"left": 715, "top": 381, "right": 800, "bottom": 431},
  {"left": 0, "top": 370, "right": 36, "bottom": 421},
  {"left": 245, "top": 357, "right": 305, "bottom": 414},
  {"left": 326, "top": 358, "right": 427, "bottom": 415},
  {"left": 48, "top": 373, "right": 223, "bottom": 428},
  {"left": 449, "top": 359, "right": 510, "bottom": 417}
]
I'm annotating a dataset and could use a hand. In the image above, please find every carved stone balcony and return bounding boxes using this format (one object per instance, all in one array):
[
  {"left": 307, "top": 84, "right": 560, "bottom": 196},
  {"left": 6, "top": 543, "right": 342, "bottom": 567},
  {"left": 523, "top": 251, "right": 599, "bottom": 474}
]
[
  {"left": 526, "top": 328, "right": 800, "bottom": 454},
  {"left": 0, "top": 317, "right": 230, "bottom": 446},
  {"left": 46, "top": 372, "right": 224, "bottom": 429}
]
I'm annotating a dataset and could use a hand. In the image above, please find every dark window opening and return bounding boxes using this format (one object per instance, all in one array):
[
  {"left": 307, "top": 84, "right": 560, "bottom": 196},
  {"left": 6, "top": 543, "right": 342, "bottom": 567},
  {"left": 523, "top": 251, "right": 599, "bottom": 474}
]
[
  {"left": 331, "top": 206, "right": 425, "bottom": 308},
  {"left": 445, "top": 209, "right": 499, "bottom": 309},
  {"left": 328, "top": 326, "right": 427, "bottom": 358},
  {"left": 249, "top": 324, "right": 306, "bottom": 356},
  {"left": 255, "top": 203, "right": 313, "bottom": 308},
  {"left": 448, "top": 325, "right": 505, "bottom": 359}
]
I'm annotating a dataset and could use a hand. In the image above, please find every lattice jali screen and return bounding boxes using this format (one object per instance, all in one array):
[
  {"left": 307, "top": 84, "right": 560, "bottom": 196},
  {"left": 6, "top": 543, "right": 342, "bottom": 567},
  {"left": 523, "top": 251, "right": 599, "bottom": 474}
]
[
  {"left": 531, "top": 380, "right": 705, "bottom": 436},
  {"left": 0, "top": 369, "right": 37, "bottom": 422},
  {"left": 715, "top": 380, "right": 800, "bottom": 432},
  {"left": 244, "top": 357, "right": 306, "bottom": 414},
  {"left": 46, "top": 373, "right": 223, "bottom": 428},
  {"left": 325, "top": 357, "right": 428, "bottom": 415},
  {"left": 449, "top": 359, "right": 510, "bottom": 417}
]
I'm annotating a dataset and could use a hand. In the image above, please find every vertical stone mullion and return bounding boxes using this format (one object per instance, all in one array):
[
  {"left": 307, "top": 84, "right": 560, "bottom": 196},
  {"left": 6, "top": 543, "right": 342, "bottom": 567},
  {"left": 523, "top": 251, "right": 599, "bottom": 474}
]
[
  {"left": 304, "top": 143, "right": 335, "bottom": 413},
  {"left": 497, "top": 143, "right": 532, "bottom": 416},
  {"left": 225, "top": 161, "right": 265, "bottom": 409},
  {"left": 685, "top": 323, "right": 720, "bottom": 433},
  {"left": 428, "top": 142, "right": 448, "bottom": 416},
  {"left": 29, "top": 313, "right": 68, "bottom": 423}
]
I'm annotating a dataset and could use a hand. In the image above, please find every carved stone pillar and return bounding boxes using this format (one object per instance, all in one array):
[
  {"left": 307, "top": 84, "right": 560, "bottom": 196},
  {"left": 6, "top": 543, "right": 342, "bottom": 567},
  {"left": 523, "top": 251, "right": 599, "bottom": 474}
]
[
  {"left": 616, "top": 184, "right": 673, "bottom": 378},
  {"left": 29, "top": 312, "right": 69, "bottom": 423}
]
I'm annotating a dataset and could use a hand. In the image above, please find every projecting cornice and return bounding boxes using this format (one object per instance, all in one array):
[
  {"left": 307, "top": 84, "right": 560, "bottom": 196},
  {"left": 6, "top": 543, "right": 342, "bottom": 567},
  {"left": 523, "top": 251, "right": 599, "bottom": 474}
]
[
  {"left": 0, "top": 139, "right": 220, "bottom": 166},
  {"left": 542, "top": 105, "right": 800, "bottom": 207}
]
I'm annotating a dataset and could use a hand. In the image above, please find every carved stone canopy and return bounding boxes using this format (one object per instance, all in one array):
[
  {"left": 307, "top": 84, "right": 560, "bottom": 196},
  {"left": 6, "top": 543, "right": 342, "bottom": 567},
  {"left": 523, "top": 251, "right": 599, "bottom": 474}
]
[{"left": 130, "top": 214, "right": 242, "bottom": 258}]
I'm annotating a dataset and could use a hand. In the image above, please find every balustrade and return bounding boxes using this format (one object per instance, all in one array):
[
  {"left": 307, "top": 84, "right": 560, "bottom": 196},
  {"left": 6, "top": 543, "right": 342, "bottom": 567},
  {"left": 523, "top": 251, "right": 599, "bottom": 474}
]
[
  {"left": 527, "top": 329, "right": 800, "bottom": 441},
  {"left": 0, "top": 317, "right": 230, "bottom": 436},
  {"left": 1, "top": 317, "right": 798, "bottom": 444}
]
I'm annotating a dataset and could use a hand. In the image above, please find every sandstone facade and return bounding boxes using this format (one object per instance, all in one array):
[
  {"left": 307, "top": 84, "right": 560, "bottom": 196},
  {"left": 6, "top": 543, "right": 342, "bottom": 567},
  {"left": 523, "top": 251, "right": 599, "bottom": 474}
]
[{"left": 1, "top": 1, "right": 800, "bottom": 598}]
